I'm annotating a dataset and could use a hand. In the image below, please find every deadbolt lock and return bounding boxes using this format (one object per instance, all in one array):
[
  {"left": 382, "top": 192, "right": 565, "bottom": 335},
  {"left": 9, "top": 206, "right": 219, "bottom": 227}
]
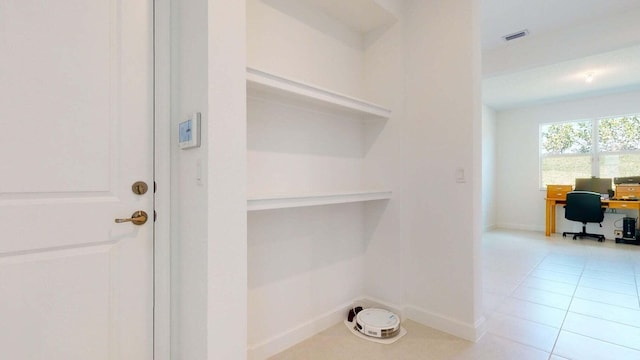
[{"left": 132, "top": 181, "right": 148, "bottom": 195}]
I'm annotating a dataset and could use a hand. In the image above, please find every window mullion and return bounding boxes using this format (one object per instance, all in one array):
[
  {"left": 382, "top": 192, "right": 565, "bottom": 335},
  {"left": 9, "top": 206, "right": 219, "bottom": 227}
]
[{"left": 592, "top": 118, "right": 599, "bottom": 177}]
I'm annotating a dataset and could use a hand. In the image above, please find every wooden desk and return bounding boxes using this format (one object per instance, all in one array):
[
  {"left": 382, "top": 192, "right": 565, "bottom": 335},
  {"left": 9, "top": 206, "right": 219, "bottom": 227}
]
[{"left": 545, "top": 198, "right": 640, "bottom": 236}]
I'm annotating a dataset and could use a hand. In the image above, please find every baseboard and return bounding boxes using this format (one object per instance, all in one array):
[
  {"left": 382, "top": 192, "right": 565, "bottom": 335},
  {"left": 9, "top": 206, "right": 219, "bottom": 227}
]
[
  {"left": 495, "top": 223, "right": 542, "bottom": 232},
  {"left": 246, "top": 301, "right": 352, "bottom": 360},
  {"left": 246, "top": 297, "right": 488, "bottom": 359},
  {"left": 483, "top": 224, "right": 498, "bottom": 232},
  {"left": 357, "top": 297, "right": 487, "bottom": 342},
  {"left": 404, "top": 304, "right": 487, "bottom": 342},
  {"left": 246, "top": 296, "right": 404, "bottom": 360}
]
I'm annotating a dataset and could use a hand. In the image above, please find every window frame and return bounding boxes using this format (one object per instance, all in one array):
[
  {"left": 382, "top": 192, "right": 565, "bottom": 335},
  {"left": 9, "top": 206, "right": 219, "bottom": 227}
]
[{"left": 539, "top": 113, "right": 640, "bottom": 189}]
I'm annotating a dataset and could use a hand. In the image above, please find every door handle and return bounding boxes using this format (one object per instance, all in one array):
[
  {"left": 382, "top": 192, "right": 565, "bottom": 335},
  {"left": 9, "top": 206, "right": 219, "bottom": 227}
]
[{"left": 115, "top": 210, "right": 148, "bottom": 225}]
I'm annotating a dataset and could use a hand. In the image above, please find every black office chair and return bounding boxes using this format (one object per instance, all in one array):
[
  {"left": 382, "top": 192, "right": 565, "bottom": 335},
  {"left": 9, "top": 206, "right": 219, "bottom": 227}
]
[{"left": 562, "top": 191, "right": 606, "bottom": 242}]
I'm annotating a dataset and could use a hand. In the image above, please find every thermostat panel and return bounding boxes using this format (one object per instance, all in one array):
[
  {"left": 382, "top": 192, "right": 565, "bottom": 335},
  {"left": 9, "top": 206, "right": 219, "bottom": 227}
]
[{"left": 179, "top": 112, "right": 201, "bottom": 149}]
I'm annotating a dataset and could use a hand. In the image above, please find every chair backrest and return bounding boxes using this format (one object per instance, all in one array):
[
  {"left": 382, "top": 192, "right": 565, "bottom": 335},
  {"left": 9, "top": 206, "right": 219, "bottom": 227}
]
[{"left": 564, "top": 191, "right": 604, "bottom": 223}]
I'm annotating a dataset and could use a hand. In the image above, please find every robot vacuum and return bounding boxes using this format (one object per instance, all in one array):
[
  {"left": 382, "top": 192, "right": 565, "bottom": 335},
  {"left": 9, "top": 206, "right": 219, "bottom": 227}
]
[{"left": 354, "top": 308, "right": 401, "bottom": 339}]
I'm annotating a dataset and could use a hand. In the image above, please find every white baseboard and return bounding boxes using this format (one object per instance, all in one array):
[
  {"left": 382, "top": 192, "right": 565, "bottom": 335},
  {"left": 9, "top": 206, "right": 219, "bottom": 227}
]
[
  {"left": 247, "top": 297, "right": 488, "bottom": 359},
  {"left": 356, "top": 297, "right": 488, "bottom": 342},
  {"left": 246, "top": 296, "right": 401, "bottom": 360},
  {"left": 483, "top": 224, "right": 497, "bottom": 232},
  {"left": 247, "top": 301, "right": 352, "bottom": 360},
  {"left": 404, "top": 304, "right": 487, "bottom": 342},
  {"left": 495, "top": 222, "right": 542, "bottom": 232}
]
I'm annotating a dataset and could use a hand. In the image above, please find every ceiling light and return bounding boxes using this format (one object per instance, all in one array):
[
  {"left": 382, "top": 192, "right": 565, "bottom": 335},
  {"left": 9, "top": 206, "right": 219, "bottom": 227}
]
[{"left": 585, "top": 72, "right": 594, "bottom": 83}]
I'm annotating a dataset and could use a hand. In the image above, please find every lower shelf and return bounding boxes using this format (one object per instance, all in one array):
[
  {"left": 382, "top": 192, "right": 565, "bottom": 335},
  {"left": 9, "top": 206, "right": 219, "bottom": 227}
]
[{"left": 247, "top": 190, "right": 392, "bottom": 211}]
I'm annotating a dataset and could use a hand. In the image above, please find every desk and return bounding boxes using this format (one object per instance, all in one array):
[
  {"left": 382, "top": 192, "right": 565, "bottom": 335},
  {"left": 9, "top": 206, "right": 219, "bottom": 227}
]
[{"left": 545, "top": 198, "right": 640, "bottom": 236}]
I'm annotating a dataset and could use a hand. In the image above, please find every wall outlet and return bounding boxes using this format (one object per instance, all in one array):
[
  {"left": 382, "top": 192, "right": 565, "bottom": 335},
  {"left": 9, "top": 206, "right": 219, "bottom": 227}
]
[{"left": 614, "top": 230, "right": 623, "bottom": 238}]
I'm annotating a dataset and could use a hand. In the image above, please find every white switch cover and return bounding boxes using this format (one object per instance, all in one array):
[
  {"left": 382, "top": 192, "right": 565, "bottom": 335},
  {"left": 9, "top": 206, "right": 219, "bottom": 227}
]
[
  {"left": 455, "top": 168, "right": 466, "bottom": 183},
  {"left": 196, "top": 158, "right": 203, "bottom": 185}
]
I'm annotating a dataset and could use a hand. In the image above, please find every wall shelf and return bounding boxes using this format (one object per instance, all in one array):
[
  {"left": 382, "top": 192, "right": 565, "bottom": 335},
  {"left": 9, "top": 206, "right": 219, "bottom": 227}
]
[
  {"left": 247, "top": 67, "right": 391, "bottom": 120},
  {"left": 247, "top": 190, "right": 392, "bottom": 211}
]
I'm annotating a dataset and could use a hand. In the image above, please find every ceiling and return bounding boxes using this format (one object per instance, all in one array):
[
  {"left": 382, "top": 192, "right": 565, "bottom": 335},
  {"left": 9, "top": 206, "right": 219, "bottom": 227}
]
[{"left": 481, "top": 0, "right": 640, "bottom": 110}]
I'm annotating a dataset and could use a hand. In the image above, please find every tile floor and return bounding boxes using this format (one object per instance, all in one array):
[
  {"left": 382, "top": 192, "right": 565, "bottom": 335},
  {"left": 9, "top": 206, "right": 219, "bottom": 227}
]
[{"left": 269, "top": 229, "right": 640, "bottom": 359}]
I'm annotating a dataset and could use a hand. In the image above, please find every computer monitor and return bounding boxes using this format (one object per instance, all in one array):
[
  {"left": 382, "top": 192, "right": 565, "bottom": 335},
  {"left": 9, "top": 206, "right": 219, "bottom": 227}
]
[{"left": 574, "top": 177, "right": 613, "bottom": 196}]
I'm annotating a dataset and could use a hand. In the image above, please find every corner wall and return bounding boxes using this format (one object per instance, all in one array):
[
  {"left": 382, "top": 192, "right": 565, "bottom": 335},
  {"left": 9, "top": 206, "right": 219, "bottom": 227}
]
[
  {"left": 170, "top": 1, "right": 247, "bottom": 359},
  {"left": 482, "top": 105, "right": 497, "bottom": 230},
  {"left": 402, "top": 0, "right": 485, "bottom": 341},
  {"left": 360, "top": 1, "right": 406, "bottom": 312},
  {"left": 245, "top": 1, "right": 371, "bottom": 357},
  {"left": 170, "top": 0, "right": 209, "bottom": 357},
  {"left": 206, "top": 1, "right": 247, "bottom": 359}
]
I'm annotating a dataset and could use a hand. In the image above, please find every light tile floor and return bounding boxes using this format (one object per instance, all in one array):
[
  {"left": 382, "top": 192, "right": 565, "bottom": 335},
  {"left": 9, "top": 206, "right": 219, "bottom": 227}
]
[{"left": 269, "top": 229, "right": 640, "bottom": 359}]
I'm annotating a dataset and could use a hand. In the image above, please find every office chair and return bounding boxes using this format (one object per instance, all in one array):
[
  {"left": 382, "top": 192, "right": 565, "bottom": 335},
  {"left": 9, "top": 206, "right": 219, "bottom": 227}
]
[{"left": 562, "top": 191, "right": 606, "bottom": 242}]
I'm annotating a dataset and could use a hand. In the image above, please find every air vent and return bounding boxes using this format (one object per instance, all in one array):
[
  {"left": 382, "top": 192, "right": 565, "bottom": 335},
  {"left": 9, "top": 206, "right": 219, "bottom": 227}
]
[{"left": 502, "top": 29, "right": 529, "bottom": 42}]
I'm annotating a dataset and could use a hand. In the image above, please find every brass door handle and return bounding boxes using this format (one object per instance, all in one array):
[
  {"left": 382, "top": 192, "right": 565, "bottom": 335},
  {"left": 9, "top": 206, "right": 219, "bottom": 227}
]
[{"left": 115, "top": 210, "right": 148, "bottom": 225}]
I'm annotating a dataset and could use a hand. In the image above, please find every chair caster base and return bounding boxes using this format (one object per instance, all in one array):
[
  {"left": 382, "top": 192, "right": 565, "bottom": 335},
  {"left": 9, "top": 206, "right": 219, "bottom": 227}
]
[{"left": 562, "top": 231, "right": 605, "bottom": 242}]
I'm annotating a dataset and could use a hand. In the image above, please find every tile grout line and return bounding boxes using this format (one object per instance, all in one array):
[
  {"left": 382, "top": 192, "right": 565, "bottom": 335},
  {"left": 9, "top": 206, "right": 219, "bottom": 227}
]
[
  {"left": 486, "top": 331, "right": 555, "bottom": 356},
  {"left": 485, "top": 234, "right": 640, "bottom": 359},
  {"left": 635, "top": 260, "right": 640, "bottom": 309},
  {"left": 485, "top": 252, "right": 557, "bottom": 357},
  {"left": 546, "top": 253, "right": 585, "bottom": 359},
  {"left": 559, "top": 328, "right": 640, "bottom": 353}
]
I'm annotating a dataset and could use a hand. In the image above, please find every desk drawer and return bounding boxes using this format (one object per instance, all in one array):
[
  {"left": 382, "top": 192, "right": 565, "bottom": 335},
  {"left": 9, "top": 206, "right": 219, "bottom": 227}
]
[
  {"left": 608, "top": 201, "right": 640, "bottom": 210},
  {"left": 615, "top": 184, "right": 640, "bottom": 199},
  {"left": 547, "top": 185, "right": 573, "bottom": 199}
]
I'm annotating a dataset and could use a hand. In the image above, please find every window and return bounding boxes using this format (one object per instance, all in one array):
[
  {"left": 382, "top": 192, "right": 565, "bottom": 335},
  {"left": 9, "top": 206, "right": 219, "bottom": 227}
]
[{"left": 540, "top": 114, "right": 640, "bottom": 188}]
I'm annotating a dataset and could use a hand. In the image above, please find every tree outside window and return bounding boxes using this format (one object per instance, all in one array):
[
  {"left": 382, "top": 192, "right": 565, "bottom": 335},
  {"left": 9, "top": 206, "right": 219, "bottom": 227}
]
[
  {"left": 540, "top": 114, "right": 640, "bottom": 188},
  {"left": 598, "top": 115, "right": 640, "bottom": 179}
]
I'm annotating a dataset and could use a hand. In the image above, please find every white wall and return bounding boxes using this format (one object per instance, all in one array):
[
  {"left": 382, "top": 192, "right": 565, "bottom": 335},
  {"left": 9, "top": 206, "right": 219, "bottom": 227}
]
[
  {"left": 206, "top": 1, "right": 247, "bottom": 359},
  {"left": 402, "top": 0, "right": 485, "bottom": 341},
  {"left": 247, "top": 0, "right": 365, "bottom": 97},
  {"left": 361, "top": 10, "right": 406, "bottom": 308},
  {"left": 172, "top": 1, "right": 485, "bottom": 357},
  {"left": 171, "top": 1, "right": 246, "bottom": 359},
  {"left": 482, "top": 105, "right": 497, "bottom": 230},
  {"left": 246, "top": 0, "right": 379, "bottom": 357},
  {"left": 495, "top": 90, "right": 640, "bottom": 234},
  {"left": 170, "top": 0, "right": 209, "bottom": 357}
]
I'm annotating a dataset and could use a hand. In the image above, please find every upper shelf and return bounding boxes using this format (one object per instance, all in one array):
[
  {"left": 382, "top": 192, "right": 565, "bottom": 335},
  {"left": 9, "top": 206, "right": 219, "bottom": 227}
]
[
  {"left": 246, "top": 67, "right": 392, "bottom": 120},
  {"left": 247, "top": 190, "right": 392, "bottom": 211}
]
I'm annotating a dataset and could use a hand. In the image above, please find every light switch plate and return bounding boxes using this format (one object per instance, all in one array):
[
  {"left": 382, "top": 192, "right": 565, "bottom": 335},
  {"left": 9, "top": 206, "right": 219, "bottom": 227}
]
[
  {"left": 179, "top": 112, "right": 201, "bottom": 149},
  {"left": 455, "top": 167, "right": 466, "bottom": 183}
]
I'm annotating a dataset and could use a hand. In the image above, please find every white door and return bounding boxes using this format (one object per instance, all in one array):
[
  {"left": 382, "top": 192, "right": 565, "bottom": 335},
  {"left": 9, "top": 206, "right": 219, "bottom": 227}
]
[{"left": 0, "top": 0, "right": 154, "bottom": 359}]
